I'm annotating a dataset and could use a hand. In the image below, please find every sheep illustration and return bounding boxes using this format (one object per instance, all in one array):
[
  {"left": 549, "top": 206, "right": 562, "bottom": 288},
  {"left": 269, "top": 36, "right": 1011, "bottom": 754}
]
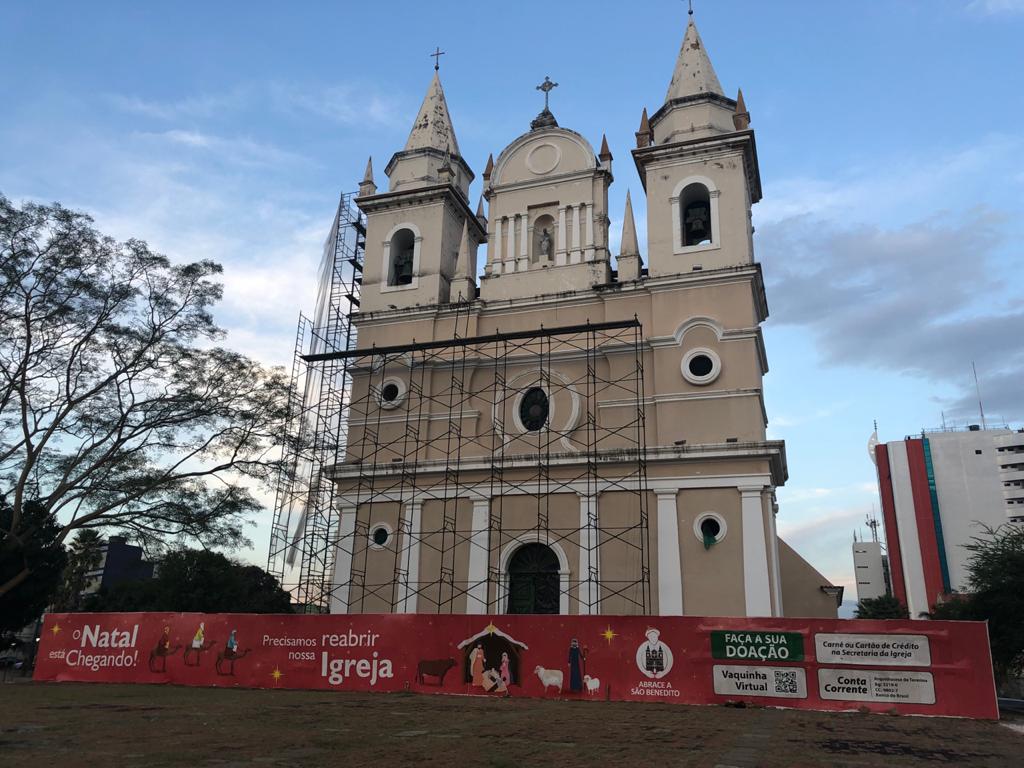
[{"left": 534, "top": 665, "right": 563, "bottom": 694}]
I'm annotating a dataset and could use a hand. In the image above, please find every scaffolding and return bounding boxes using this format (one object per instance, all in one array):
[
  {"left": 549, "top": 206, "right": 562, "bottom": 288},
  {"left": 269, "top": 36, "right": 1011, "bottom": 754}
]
[
  {"left": 266, "top": 192, "right": 365, "bottom": 610},
  {"left": 270, "top": 195, "right": 651, "bottom": 615}
]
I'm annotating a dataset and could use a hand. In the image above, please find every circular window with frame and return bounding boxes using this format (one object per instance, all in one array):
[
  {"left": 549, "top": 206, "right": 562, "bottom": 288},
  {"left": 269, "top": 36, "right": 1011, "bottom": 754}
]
[
  {"left": 681, "top": 347, "right": 721, "bottom": 386},
  {"left": 368, "top": 522, "right": 393, "bottom": 550},
  {"left": 517, "top": 387, "right": 550, "bottom": 432},
  {"left": 693, "top": 512, "right": 727, "bottom": 549},
  {"left": 378, "top": 377, "right": 406, "bottom": 409}
]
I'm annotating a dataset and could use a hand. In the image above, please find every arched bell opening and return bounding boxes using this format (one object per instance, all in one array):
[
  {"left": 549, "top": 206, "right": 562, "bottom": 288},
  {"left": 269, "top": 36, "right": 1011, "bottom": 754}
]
[{"left": 681, "top": 183, "right": 712, "bottom": 247}]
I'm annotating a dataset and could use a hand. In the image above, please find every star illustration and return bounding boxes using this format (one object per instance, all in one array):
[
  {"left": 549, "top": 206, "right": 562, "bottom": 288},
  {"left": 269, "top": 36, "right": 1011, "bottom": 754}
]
[
  {"left": 601, "top": 626, "right": 617, "bottom": 645},
  {"left": 271, "top": 667, "right": 283, "bottom": 683},
  {"left": 50, "top": 623, "right": 61, "bottom": 636},
  {"left": 484, "top": 622, "right": 498, "bottom": 635}
]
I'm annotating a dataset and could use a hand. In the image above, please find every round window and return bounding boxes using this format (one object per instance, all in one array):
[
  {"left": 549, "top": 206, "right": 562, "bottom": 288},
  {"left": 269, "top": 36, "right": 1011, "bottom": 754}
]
[
  {"left": 688, "top": 354, "right": 714, "bottom": 378},
  {"left": 370, "top": 525, "right": 391, "bottom": 549},
  {"left": 693, "top": 513, "right": 727, "bottom": 549},
  {"left": 519, "top": 387, "right": 549, "bottom": 432},
  {"left": 378, "top": 378, "right": 406, "bottom": 409},
  {"left": 681, "top": 348, "right": 721, "bottom": 385},
  {"left": 700, "top": 517, "right": 721, "bottom": 540}
]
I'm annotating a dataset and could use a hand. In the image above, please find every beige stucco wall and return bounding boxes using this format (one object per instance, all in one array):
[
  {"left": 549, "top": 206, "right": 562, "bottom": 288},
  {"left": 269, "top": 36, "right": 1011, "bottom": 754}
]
[{"left": 778, "top": 539, "right": 838, "bottom": 618}]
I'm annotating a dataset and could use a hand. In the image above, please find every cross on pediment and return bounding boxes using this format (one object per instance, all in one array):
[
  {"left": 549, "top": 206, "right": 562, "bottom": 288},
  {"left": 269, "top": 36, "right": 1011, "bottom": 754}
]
[{"left": 536, "top": 76, "right": 558, "bottom": 111}]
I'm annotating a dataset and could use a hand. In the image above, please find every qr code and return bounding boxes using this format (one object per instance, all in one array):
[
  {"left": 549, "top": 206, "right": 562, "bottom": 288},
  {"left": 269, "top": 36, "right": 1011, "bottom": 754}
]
[{"left": 774, "top": 670, "right": 799, "bottom": 694}]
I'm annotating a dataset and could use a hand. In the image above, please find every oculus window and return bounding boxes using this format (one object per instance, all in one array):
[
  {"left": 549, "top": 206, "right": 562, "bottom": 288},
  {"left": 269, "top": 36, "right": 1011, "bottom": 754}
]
[{"left": 519, "top": 387, "right": 549, "bottom": 431}]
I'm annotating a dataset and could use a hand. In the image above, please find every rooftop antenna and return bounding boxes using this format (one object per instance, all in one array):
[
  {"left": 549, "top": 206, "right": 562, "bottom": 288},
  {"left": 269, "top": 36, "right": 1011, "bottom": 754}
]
[
  {"left": 430, "top": 46, "right": 446, "bottom": 72},
  {"left": 866, "top": 509, "right": 880, "bottom": 543},
  {"left": 972, "top": 361, "right": 987, "bottom": 430}
]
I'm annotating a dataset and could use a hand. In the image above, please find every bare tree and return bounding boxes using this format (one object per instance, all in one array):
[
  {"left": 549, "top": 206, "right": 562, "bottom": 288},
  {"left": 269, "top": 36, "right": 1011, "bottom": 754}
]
[{"left": 0, "top": 195, "right": 294, "bottom": 599}]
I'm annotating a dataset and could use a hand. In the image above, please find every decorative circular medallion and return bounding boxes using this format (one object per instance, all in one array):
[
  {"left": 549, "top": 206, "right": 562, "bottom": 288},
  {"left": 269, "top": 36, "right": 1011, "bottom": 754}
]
[{"left": 526, "top": 142, "right": 561, "bottom": 175}]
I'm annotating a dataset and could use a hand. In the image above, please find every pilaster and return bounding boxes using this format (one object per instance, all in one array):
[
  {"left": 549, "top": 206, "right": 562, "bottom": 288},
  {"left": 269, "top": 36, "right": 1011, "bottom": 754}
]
[
  {"left": 578, "top": 494, "right": 600, "bottom": 614},
  {"left": 467, "top": 499, "right": 490, "bottom": 613},
  {"left": 329, "top": 506, "right": 358, "bottom": 614},
  {"left": 739, "top": 486, "right": 772, "bottom": 616},
  {"left": 396, "top": 501, "right": 422, "bottom": 613},
  {"left": 655, "top": 490, "right": 684, "bottom": 615}
]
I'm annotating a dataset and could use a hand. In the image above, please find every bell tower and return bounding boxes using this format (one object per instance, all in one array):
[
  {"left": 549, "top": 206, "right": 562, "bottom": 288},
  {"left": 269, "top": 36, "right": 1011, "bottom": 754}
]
[
  {"left": 357, "top": 71, "right": 486, "bottom": 311},
  {"left": 632, "top": 14, "right": 761, "bottom": 277}
]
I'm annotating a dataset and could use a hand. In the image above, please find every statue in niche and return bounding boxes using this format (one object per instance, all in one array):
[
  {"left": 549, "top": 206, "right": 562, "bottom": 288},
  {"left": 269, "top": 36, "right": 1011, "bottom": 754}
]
[{"left": 539, "top": 228, "right": 552, "bottom": 259}]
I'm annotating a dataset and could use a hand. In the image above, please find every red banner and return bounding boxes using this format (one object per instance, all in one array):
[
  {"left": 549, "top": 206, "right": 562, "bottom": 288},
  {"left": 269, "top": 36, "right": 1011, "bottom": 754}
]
[{"left": 34, "top": 613, "right": 998, "bottom": 719}]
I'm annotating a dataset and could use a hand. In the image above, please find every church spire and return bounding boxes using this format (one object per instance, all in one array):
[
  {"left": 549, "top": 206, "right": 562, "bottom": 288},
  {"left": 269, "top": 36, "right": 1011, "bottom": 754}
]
[
  {"left": 358, "top": 156, "right": 376, "bottom": 196},
  {"left": 404, "top": 71, "right": 461, "bottom": 156},
  {"left": 665, "top": 15, "right": 724, "bottom": 101},
  {"left": 450, "top": 218, "right": 475, "bottom": 302},
  {"left": 620, "top": 190, "right": 640, "bottom": 258},
  {"left": 732, "top": 88, "right": 751, "bottom": 130},
  {"left": 617, "top": 190, "right": 643, "bottom": 282}
]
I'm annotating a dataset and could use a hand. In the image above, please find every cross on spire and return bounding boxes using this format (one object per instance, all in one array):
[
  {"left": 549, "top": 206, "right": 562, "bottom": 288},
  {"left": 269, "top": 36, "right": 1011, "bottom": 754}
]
[
  {"left": 687, "top": 0, "right": 694, "bottom": 16},
  {"left": 536, "top": 76, "right": 558, "bottom": 111},
  {"left": 430, "top": 46, "right": 446, "bottom": 71}
]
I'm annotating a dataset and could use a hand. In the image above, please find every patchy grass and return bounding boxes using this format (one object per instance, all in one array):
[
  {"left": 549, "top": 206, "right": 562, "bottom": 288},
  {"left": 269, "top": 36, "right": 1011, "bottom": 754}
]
[{"left": 1, "top": 682, "right": 1020, "bottom": 767}]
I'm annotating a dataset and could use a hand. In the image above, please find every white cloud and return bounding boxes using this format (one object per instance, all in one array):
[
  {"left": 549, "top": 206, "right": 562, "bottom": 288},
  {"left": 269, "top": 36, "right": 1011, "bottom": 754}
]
[
  {"left": 108, "top": 81, "right": 404, "bottom": 130},
  {"left": 140, "top": 129, "right": 313, "bottom": 169},
  {"left": 106, "top": 91, "right": 244, "bottom": 121},
  {"left": 267, "top": 82, "right": 403, "bottom": 129},
  {"left": 756, "top": 135, "right": 1023, "bottom": 227},
  {"left": 968, "top": 0, "right": 1024, "bottom": 14}
]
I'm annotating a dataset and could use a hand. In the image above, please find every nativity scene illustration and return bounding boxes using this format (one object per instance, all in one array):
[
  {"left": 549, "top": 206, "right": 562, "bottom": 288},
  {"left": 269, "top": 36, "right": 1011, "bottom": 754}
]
[{"left": 456, "top": 623, "right": 528, "bottom": 695}]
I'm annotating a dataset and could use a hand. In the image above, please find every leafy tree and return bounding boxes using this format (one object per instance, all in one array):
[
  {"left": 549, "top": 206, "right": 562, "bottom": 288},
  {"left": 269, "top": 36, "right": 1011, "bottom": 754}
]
[
  {"left": 85, "top": 549, "right": 292, "bottom": 614},
  {"left": 53, "top": 529, "right": 104, "bottom": 611},
  {"left": 0, "top": 495, "right": 66, "bottom": 631},
  {"left": 930, "top": 524, "right": 1024, "bottom": 684},
  {"left": 0, "top": 195, "right": 296, "bottom": 600},
  {"left": 854, "top": 594, "right": 909, "bottom": 620}
]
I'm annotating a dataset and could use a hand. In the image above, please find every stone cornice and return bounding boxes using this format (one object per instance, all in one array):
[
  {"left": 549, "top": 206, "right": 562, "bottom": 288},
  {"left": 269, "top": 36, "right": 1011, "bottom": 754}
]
[
  {"left": 326, "top": 439, "right": 788, "bottom": 488},
  {"left": 631, "top": 129, "right": 762, "bottom": 204},
  {"left": 355, "top": 183, "right": 487, "bottom": 242}
]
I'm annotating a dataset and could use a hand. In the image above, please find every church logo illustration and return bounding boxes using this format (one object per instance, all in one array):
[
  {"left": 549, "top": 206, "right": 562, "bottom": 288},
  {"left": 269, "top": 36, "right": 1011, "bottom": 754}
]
[{"left": 635, "top": 628, "right": 673, "bottom": 679}]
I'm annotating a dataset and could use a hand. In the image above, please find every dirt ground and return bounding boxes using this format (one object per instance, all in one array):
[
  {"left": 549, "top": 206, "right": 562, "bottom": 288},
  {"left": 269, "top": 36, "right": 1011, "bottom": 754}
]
[{"left": 1, "top": 682, "right": 1021, "bottom": 768}]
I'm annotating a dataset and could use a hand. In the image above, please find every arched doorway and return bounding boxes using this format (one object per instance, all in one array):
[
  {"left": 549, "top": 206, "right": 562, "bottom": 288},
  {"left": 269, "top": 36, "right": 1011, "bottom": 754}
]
[{"left": 506, "top": 543, "right": 560, "bottom": 614}]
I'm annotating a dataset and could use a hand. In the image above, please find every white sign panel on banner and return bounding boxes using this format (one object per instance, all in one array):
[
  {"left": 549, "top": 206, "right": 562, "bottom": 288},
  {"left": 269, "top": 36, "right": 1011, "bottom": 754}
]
[
  {"left": 818, "top": 669, "right": 936, "bottom": 704},
  {"left": 712, "top": 665, "right": 807, "bottom": 699},
  {"left": 814, "top": 633, "right": 931, "bottom": 666}
]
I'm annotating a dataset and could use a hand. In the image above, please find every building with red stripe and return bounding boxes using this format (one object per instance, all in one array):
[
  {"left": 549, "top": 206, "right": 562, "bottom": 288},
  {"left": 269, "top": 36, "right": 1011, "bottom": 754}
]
[{"left": 874, "top": 427, "right": 1024, "bottom": 617}]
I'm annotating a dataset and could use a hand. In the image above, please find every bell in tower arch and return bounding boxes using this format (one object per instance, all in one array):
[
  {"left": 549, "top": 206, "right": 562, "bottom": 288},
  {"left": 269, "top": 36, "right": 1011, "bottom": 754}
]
[{"left": 681, "top": 183, "right": 713, "bottom": 247}]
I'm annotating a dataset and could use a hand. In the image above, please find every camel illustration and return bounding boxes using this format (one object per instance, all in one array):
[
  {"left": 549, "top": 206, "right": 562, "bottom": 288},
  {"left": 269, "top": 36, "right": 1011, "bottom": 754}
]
[
  {"left": 183, "top": 640, "right": 216, "bottom": 667},
  {"left": 215, "top": 648, "right": 251, "bottom": 676},
  {"left": 149, "top": 629, "right": 182, "bottom": 673}
]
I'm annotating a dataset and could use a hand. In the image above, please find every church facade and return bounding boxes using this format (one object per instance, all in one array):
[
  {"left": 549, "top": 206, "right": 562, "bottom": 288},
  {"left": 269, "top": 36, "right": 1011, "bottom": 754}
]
[{"left": 325, "top": 16, "right": 838, "bottom": 618}]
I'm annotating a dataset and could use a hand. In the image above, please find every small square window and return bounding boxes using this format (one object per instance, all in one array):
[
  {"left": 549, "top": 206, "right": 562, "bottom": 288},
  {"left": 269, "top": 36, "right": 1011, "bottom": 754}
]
[{"left": 975, "top": 449, "right": 983, "bottom": 455}]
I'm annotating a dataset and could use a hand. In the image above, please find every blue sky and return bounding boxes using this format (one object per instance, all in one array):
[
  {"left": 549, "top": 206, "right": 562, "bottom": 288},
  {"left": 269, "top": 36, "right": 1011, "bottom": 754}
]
[{"left": 3, "top": 1, "right": 1022, "bottom": 597}]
